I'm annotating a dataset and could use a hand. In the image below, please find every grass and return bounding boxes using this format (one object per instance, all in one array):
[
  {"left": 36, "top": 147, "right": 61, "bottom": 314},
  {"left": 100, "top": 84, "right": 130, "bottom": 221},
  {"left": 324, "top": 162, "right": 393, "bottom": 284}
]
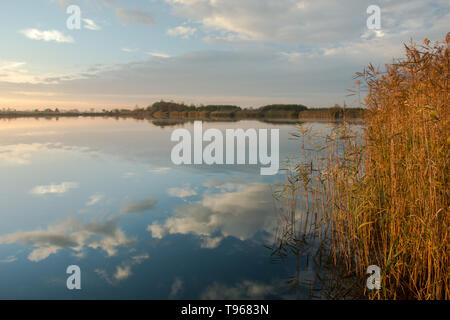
[{"left": 271, "top": 35, "right": 449, "bottom": 300}]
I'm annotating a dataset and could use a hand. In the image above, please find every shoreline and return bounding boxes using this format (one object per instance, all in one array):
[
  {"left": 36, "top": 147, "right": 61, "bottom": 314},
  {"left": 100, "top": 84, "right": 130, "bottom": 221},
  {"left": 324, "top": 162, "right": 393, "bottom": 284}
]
[{"left": 0, "top": 112, "right": 365, "bottom": 122}]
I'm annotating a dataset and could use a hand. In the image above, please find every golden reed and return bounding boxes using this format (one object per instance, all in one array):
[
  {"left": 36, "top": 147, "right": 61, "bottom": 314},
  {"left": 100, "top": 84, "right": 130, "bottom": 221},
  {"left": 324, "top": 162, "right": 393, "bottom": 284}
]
[{"left": 273, "top": 34, "right": 448, "bottom": 300}]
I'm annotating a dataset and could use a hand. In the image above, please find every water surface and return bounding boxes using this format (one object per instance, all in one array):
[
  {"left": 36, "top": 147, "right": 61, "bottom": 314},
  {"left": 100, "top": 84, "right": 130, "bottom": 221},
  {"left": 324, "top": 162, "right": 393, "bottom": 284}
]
[{"left": 0, "top": 117, "right": 341, "bottom": 299}]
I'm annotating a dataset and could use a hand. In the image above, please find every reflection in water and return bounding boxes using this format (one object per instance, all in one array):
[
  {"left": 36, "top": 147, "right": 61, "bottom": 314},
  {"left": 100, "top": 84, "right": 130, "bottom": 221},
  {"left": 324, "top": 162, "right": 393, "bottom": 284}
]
[
  {"left": 0, "top": 117, "right": 356, "bottom": 299},
  {"left": 0, "top": 215, "right": 134, "bottom": 262},
  {"left": 269, "top": 123, "right": 365, "bottom": 299},
  {"left": 201, "top": 280, "right": 281, "bottom": 300},
  {"left": 95, "top": 253, "right": 150, "bottom": 285},
  {"left": 120, "top": 198, "right": 158, "bottom": 214},
  {"left": 30, "top": 182, "right": 79, "bottom": 195},
  {"left": 148, "top": 181, "right": 276, "bottom": 249},
  {"left": 0, "top": 143, "right": 63, "bottom": 166}
]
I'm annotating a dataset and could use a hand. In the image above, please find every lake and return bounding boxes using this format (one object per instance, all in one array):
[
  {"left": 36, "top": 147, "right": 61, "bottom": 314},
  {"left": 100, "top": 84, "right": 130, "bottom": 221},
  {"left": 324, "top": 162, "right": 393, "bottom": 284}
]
[{"left": 0, "top": 117, "right": 348, "bottom": 299}]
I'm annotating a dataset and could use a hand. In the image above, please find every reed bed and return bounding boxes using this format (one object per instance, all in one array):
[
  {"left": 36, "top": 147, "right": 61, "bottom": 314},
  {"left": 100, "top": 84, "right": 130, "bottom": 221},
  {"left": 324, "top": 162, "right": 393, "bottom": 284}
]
[{"left": 272, "top": 35, "right": 449, "bottom": 300}]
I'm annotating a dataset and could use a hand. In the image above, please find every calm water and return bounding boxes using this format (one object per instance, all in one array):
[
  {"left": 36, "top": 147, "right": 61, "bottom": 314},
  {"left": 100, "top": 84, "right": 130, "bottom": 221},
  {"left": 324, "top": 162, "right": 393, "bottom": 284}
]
[{"left": 0, "top": 117, "right": 341, "bottom": 299}]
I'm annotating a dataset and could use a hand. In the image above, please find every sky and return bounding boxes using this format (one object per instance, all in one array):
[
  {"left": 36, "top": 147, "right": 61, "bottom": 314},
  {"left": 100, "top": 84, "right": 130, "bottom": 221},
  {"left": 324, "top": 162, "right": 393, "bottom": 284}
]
[{"left": 0, "top": 0, "right": 448, "bottom": 110}]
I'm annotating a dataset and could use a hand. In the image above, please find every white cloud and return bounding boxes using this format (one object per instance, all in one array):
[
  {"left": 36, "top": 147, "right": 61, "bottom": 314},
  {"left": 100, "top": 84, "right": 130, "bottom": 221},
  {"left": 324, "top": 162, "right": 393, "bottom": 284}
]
[
  {"left": 0, "top": 61, "right": 39, "bottom": 84},
  {"left": 122, "top": 47, "right": 138, "bottom": 52},
  {"left": 165, "top": 0, "right": 448, "bottom": 46},
  {"left": 4, "top": 0, "right": 448, "bottom": 108},
  {"left": 361, "top": 29, "right": 385, "bottom": 40},
  {"left": 150, "top": 167, "right": 171, "bottom": 174},
  {"left": 148, "top": 182, "right": 276, "bottom": 248},
  {"left": 165, "top": 0, "right": 358, "bottom": 43},
  {"left": 20, "top": 29, "right": 74, "bottom": 43},
  {"left": 167, "top": 26, "right": 197, "bottom": 38},
  {"left": 86, "top": 193, "right": 104, "bottom": 206},
  {"left": 0, "top": 37, "right": 422, "bottom": 107},
  {"left": 0, "top": 61, "right": 26, "bottom": 73},
  {"left": 30, "top": 182, "right": 79, "bottom": 195},
  {"left": 0, "top": 216, "right": 134, "bottom": 261},
  {"left": 0, "top": 256, "right": 17, "bottom": 263},
  {"left": 132, "top": 253, "right": 150, "bottom": 264},
  {"left": 0, "top": 143, "right": 42, "bottom": 165},
  {"left": 114, "top": 265, "right": 131, "bottom": 280},
  {"left": 167, "top": 186, "right": 197, "bottom": 198},
  {"left": 120, "top": 198, "right": 158, "bottom": 214},
  {"left": 96, "top": 253, "right": 149, "bottom": 284},
  {"left": 147, "top": 52, "right": 172, "bottom": 58},
  {"left": 83, "top": 18, "right": 101, "bottom": 31},
  {"left": 88, "top": 228, "right": 133, "bottom": 256}
]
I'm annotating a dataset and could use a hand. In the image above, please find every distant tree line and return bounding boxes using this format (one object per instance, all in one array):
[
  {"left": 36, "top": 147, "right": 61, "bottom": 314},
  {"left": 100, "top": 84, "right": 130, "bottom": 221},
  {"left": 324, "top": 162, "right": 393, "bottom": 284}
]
[{"left": 0, "top": 101, "right": 365, "bottom": 119}]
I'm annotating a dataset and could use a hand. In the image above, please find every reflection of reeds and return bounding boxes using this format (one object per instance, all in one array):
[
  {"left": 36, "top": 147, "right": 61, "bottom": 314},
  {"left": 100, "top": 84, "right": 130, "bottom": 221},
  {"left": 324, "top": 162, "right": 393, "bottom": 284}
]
[{"left": 271, "top": 35, "right": 449, "bottom": 300}]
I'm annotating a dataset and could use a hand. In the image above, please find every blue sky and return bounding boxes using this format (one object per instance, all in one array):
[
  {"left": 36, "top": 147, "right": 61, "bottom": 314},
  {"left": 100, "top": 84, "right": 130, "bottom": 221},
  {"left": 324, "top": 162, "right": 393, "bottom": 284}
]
[{"left": 0, "top": 0, "right": 448, "bottom": 109}]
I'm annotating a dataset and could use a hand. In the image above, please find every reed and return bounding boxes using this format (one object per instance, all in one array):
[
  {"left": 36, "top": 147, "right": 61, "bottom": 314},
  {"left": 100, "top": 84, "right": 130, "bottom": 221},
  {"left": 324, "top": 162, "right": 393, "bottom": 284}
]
[{"left": 272, "top": 35, "right": 449, "bottom": 300}]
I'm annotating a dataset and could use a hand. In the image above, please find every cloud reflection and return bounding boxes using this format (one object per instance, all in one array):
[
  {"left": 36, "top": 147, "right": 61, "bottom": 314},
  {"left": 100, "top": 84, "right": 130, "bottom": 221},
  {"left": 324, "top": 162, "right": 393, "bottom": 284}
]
[
  {"left": 169, "top": 277, "right": 184, "bottom": 299},
  {"left": 120, "top": 198, "right": 158, "bottom": 214},
  {"left": 0, "top": 256, "right": 17, "bottom": 263},
  {"left": 30, "top": 182, "right": 79, "bottom": 195},
  {"left": 148, "top": 182, "right": 275, "bottom": 248},
  {"left": 86, "top": 193, "right": 104, "bottom": 206},
  {"left": 0, "top": 215, "right": 134, "bottom": 261},
  {"left": 167, "top": 186, "right": 197, "bottom": 198},
  {"left": 0, "top": 143, "right": 49, "bottom": 165},
  {"left": 95, "top": 253, "right": 149, "bottom": 284},
  {"left": 200, "top": 280, "right": 276, "bottom": 300}
]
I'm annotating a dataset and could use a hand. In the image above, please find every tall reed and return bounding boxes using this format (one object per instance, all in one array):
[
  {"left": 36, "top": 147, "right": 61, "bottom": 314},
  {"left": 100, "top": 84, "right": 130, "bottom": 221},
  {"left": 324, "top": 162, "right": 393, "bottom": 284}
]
[{"left": 272, "top": 35, "right": 449, "bottom": 300}]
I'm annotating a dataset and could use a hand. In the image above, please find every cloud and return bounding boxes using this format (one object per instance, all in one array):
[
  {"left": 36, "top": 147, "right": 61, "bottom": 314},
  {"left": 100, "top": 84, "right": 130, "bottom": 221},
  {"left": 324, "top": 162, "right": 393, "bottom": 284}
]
[
  {"left": 86, "top": 193, "right": 104, "bottom": 206},
  {"left": 83, "top": 18, "right": 101, "bottom": 31},
  {"left": 147, "top": 182, "right": 275, "bottom": 248},
  {"left": 96, "top": 253, "right": 149, "bottom": 284},
  {"left": 0, "top": 143, "right": 44, "bottom": 165},
  {"left": 116, "top": 8, "right": 154, "bottom": 25},
  {"left": 0, "top": 61, "right": 26, "bottom": 74},
  {"left": 202, "top": 178, "right": 250, "bottom": 191},
  {"left": 20, "top": 29, "right": 74, "bottom": 43},
  {"left": 0, "top": 216, "right": 134, "bottom": 261},
  {"left": 200, "top": 280, "right": 276, "bottom": 300},
  {"left": 147, "top": 52, "right": 172, "bottom": 58},
  {"left": 0, "top": 41, "right": 409, "bottom": 107},
  {"left": 30, "top": 182, "right": 79, "bottom": 195},
  {"left": 170, "top": 277, "right": 184, "bottom": 298},
  {"left": 165, "top": 0, "right": 449, "bottom": 45},
  {"left": 49, "top": 0, "right": 115, "bottom": 7},
  {"left": 167, "top": 186, "right": 197, "bottom": 198},
  {"left": 114, "top": 265, "right": 131, "bottom": 280},
  {"left": 0, "top": 61, "right": 45, "bottom": 84},
  {"left": 122, "top": 47, "right": 138, "bottom": 52},
  {"left": 167, "top": 26, "right": 197, "bottom": 38},
  {"left": 0, "top": 256, "right": 17, "bottom": 263},
  {"left": 131, "top": 253, "right": 150, "bottom": 264},
  {"left": 95, "top": 269, "right": 112, "bottom": 284},
  {"left": 120, "top": 198, "right": 158, "bottom": 214},
  {"left": 165, "top": 0, "right": 358, "bottom": 43},
  {"left": 18, "top": 49, "right": 349, "bottom": 107},
  {"left": 5, "top": 0, "right": 448, "bottom": 109},
  {"left": 150, "top": 167, "right": 171, "bottom": 174}
]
